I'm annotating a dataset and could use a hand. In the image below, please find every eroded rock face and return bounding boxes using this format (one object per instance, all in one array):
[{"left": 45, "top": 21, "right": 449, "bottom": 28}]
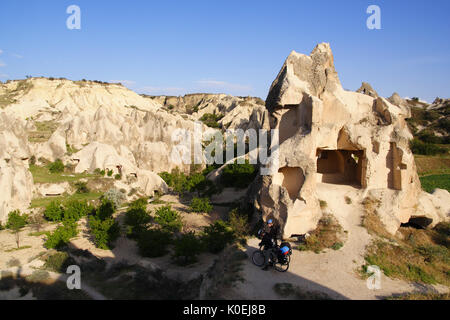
[
  {"left": 0, "top": 113, "right": 34, "bottom": 222},
  {"left": 257, "top": 43, "right": 448, "bottom": 238},
  {"left": 0, "top": 158, "right": 33, "bottom": 223}
]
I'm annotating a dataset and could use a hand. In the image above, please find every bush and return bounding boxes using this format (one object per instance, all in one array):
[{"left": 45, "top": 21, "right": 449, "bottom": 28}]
[
  {"left": 102, "top": 188, "right": 125, "bottom": 210},
  {"left": 44, "top": 201, "right": 64, "bottom": 222},
  {"left": 43, "top": 252, "right": 76, "bottom": 273},
  {"left": 129, "top": 197, "right": 148, "bottom": 209},
  {"left": 44, "top": 220, "right": 78, "bottom": 249},
  {"left": 154, "top": 205, "right": 183, "bottom": 233},
  {"left": 228, "top": 208, "right": 249, "bottom": 239},
  {"left": 107, "top": 169, "right": 113, "bottom": 177},
  {"left": 74, "top": 181, "right": 89, "bottom": 194},
  {"left": 201, "top": 220, "right": 235, "bottom": 253},
  {"left": 114, "top": 174, "right": 122, "bottom": 180},
  {"left": 95, "top": 199, "right": 115, "bottom": 221},
  {"left": 190, "top": 197, "right": 213, "bottom": 213},
  {"left": 221, "top": 160, "right": 257, "bottom": 189},
  {"left": 48, "top": 159, "right": 65, "bottom": 173},
  {"left": 200, "top": 113, "right": 223, "bottom": 128},
  {"left": 137, "top": 229, "right": 172, "bottom": 257},
  {"left": 88, "top": 216, "right": 120, "bottom": 250},
  {"left": 64, "top": 200, "right": 93, "bottom": 222},
  {"left": 124, "top": 206, "right": 151, "bottom": 238},
  {"left": 173, "top": 232, "right": 204, "bottom": 265}
]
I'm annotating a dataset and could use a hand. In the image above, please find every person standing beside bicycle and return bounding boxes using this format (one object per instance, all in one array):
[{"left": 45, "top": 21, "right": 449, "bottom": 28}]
[{"left": 259, "top": 218, "right": 280, "bottom": 271}]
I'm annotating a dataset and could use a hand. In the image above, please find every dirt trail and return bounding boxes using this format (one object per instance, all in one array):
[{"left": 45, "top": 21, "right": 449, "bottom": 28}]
[{"left": 231, "top": 183, "right": 448, "bottom": 300}]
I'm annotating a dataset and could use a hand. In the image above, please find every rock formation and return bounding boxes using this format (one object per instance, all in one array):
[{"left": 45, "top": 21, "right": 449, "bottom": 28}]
[{"left": 256, "top": 43, "right": 449, "bottom": 238}]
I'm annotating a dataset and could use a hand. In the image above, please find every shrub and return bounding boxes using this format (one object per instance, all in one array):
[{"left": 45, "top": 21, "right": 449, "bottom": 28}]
[
  {"left": 74, "top": 181, "right": 89, "bottom": 194},
  {"left": 129, "top": 197, "right": 148, "bottom": 209},
  {"left": 173, "top": 232, "right": 204, "bottom": 265},
  {"left": 190, "top": 197, "right": 213, "bottom": 213},
  {"left": 48, "top": 159, "right": 65, "bottom": 173},
  {"left": 64, "top": 200, "right": 93, "bottom": 221},
  {"left": 102, "top": 188, "right": 125, "bottom": 210},
  {"left": 44, "top": 220, "right": 78, "bottom": 249},
  {"left": 124, "top": 206, "right": 151, "bottom": 238},
  {"left": 228, "top": 208, "right": 250, "bottom": 239},
  {"left": 137, "top": 229, "right": 172, "bottom": 257},
  {"left": 201, "top": 220, "right": 235, "bottom": 253},
  {"left": 107, "top": 169, "right": 113, "bottom": 177},
  {"left": 200, "top": 113, "right": 223, "bottom": 128},
  {"left": 88, "top": 216, "right": 120, "bottom": 250},
  {"left": 221, "top": 160, "right": 257, "bottom": 189},
  {"left": 43, "top": 201, "right": 65, "bottom": 222},
  {"left": 43, "top": 252, "right": 76, "bottom": 273},
  {"left": 154, "top": 205, "right": 183, "bottom": 233},
  {"left": 95, "top": 199, "right": 115, "bottom": 221},
  {"left": 114, "top": 173, "right": 122, "bottom": 180}
]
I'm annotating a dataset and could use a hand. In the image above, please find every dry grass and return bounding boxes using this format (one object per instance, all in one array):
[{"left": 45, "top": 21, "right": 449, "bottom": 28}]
[
  {"left": 0, "top": 80, "right": 34, "bottom": 108},
  {"left": 297, "top": 214, "right": 346, "bottom": 253},
  {"left": 28, "top": 121, "right": 59, "bottom": 143},
  {"left": 361, "top": 220, "right": 450, "bottom": 286},
  {"left": 387, "top": 292, "right": 450, "bottom": 300},
  {"left": 361, "top": 196, "right": 394, "bottom": 239}
]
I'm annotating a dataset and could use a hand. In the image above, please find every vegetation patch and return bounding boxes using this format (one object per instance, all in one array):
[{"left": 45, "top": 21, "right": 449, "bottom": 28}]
[
  {"left": 220, "top": 160, "right": 257, "bottom": 189},
  {"left": 360, "top": 222, "right": 450, "bottom": 286},
  {"left": 296, "top": 214, "right": 346, "bottom": 253},
  {"left": 420, "top": 174, "right": 450, "bottom": 193},
  {"left": 189, "top": 197, "right": 213, "bottom": 213},
  {"left": 29, "top": 164, "right": 101, "bottom": 184},
  {"left": 28, "top": 121, "right": 59, "bottom": 143},
  {"left": 200, "top": 113, "right": 224, "bottom": 128}
]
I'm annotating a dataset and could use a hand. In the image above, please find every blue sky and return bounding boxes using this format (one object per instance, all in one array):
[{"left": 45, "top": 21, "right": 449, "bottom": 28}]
[{"left": 0, "top": 0, "right": 449, "bottom": 102}]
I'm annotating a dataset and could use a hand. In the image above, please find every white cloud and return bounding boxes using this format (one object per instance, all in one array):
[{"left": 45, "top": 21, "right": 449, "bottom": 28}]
[
  {"left": 11, "top": 53, "right": 23, "bottom": 59},
  {"left": 0, "top": 49, "right": 3, "bottom": 55},
  {"left": 0, "top": 73, "right": 9, "bottom": 78},
  {"left": 109, "top": 80, "right": 136, "bottom": 87},
  {"left": 0, "top": 61, "right": 6, "bottom": 67},
  {"left": 194, "top": 79, "right": 252, "bottom": 92},
  {"left": 139, "top": 86, "right": 187, "bottom": 96}
]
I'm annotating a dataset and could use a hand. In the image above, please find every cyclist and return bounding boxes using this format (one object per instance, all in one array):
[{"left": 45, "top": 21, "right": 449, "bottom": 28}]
[{"left": 259, "top": 219, "right": 279, "bottom": 271}]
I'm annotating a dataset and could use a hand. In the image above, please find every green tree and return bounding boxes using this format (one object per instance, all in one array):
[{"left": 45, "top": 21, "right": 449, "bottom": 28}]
[{"left": 6, "top": 210, "right": 29, "bottom": 248}]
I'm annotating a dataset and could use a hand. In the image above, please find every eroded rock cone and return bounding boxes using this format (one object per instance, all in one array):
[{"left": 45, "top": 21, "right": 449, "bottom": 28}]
[{"left": 256, "top": 43, "right": 449, "bottom": 238}]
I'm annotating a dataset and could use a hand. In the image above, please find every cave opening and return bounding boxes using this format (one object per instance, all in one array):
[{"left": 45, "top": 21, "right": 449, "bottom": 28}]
[
  {"left": 316, "top": 149, "right": 366, "bottom": 187},
  {"left": 400, "top": 216, "right": 433, "bottom": 229}
]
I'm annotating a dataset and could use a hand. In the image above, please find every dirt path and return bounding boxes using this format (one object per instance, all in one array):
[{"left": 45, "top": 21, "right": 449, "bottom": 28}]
[{"left": 231, "top": 183, "right": 448, "bottom": 300}]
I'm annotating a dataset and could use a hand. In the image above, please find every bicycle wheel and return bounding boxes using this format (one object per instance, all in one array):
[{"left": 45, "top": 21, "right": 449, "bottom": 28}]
[
  {"left": 274, "top": 255, "right": 290, "bottom": 272},
  {"left": 252, "top": 250, "right": 265, "bottom": 267}
]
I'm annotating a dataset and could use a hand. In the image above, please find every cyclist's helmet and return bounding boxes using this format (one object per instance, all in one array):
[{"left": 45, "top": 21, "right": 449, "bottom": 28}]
[{"left": 267, "top": 219, "right": 273, "bottom": 224}]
